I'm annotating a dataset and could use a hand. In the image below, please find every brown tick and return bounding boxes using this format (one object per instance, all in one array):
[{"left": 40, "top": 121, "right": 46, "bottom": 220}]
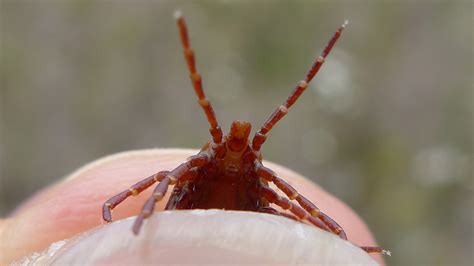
[{"left": 102, "top": 11, "right": 388, "bottom": 255}]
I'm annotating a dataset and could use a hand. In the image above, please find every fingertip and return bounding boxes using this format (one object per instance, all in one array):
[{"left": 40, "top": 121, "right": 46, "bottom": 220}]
[
  {"left": 4, "top": 149, "right": 385, "bottom": 264},
  {"left": 16, "top": 211, "right": 379, "bottom": 265}
]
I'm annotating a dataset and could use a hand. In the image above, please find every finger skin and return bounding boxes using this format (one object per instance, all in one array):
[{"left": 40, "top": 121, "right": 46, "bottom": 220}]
[
  {"left": 49, "top": 211, "right": 378, "bottom": 265},
  {"left": 0, "top": 149, "right": 383, "bottom": 264}
]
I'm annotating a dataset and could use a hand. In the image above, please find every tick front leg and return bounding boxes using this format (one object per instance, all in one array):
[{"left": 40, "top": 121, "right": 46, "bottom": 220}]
[
  {"left": 131, "top": 152, "right": 211, "bottom": 234},
  {"left": 175, "top": 12, "right": 223, "bottom": 144},
  {"left": 102, "top": 170, "right": 169, "bottom": 222}
]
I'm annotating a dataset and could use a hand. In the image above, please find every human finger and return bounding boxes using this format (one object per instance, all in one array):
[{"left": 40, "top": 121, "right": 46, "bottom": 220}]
[{"left": 1, "top": 149, "right": 383, "bottom": 264}]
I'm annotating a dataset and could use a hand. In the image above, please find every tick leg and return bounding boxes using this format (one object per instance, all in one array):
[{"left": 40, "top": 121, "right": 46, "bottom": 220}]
[
  {"left": 360, "top": 246, "right": 391, "bottom": 256},
  {"left": 102, "top": 170, "right": 169, "bottom": 222},
  {"left": 260, "top": 186, "right": 331, "bottom": 232},
  {"left": 257, "top": 164, "right": 389, "bottom": 255},
  {"left": 175, "top": 12, "right": 223, "bottom": 144},
  {"left": 258, "top": 206, "right": 299, "bottom": 221},
  {"left": 252, "top": 21, "right": 348, "bottom": 151},
  {"left": 257, "top": 163, "right": 345, "bottom": 238},
  {"left": 132, "top": 176, "right": 171, "bottom": 234},
  {"left": 131, "top": 152, "right": 211, "bottom": 234}
]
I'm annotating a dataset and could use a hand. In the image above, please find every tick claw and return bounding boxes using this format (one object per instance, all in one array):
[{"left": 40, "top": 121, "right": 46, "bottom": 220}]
[
  {"left": 132, "top": 218, "right": 143, "bottom": 235},
  {"left": 382, "top": 250, "right": 392, "bottom": 256}
]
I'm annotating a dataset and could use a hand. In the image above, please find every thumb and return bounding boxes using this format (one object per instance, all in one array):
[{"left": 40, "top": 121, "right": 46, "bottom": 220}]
[
  {"left": 16, "top": 210, "right": 378, "bottom": 265},
  {"left": 2, "top": 149, "right": 383, "bottom": 264}
]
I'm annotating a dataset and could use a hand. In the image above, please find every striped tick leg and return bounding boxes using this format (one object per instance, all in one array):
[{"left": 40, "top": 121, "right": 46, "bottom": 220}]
[
  {"left": 175, "top": 11, "right": 223, "bottom": 144},
  {"left": 256, "top": 162, "right": 344, "bottom": 237},
  {"left": 258, "top": 206, "right": 299, "bottom": 222},
  {"left": 102, "top": 170, "right": 169, "bottom": 223},
  {"left": 252, "top": 20, "right": 348, "bottom": 152},
  {"left": 131, "top": 152, "right": 212, "bottom": 234},
  {"left": 361, "top": 246, "right": 391, "bottom": 256},
  {"left": 260, "top": 185, "right": 331, "bottom": 232},
  {"left": 257, "top": 163, "right": 389, "bottom": 254}
]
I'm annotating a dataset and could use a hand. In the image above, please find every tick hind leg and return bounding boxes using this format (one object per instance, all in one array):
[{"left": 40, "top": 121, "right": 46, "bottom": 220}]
[
  {"left": 256, "top": 163, "right": 389, "bottom": 255},
  {"left": 258, "top": 206, "right": 299, "bottom": 221},
  {"left": 258, "top": 207, "right": 389, "bottom": 256},
  {"left": 257, "top": 163, "right": 346, "bottom": 238},
  {"left": 260, "top": 186, "right": 389, "bottom": 255},
  {"left": 132, "top": 152, "right": 211, "bottom": 234},
  {"left": 257, "top": 206, "right": 328, "bottom": 231},
  {"left": 260, "top": 186, "right": 332, "bottom": 233}
]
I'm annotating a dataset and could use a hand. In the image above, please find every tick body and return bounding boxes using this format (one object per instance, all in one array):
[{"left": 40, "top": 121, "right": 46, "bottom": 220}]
[{"left": 102, "top": 11, "right": 389, "bottom": 256}]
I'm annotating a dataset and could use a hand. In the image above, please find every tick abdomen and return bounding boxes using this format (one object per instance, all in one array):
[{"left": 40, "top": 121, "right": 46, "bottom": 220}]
[{"left": 165, "top": 165, "right": 265, "bottom": 211}]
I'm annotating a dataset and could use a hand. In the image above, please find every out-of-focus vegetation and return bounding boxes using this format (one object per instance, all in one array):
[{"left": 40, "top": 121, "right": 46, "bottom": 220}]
[{"left": 1, "top": 1, "right": 472, "bottom": 265}]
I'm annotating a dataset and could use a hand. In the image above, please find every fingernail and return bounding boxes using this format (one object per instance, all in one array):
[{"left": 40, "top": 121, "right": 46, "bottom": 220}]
[{"left": 13, "top": 210, "right": 377, "bottom": 265}]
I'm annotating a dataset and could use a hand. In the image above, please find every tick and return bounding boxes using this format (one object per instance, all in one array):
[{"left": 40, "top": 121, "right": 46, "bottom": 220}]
[{"left": 102, "top": 11, "right": 388, "bottom": 255}]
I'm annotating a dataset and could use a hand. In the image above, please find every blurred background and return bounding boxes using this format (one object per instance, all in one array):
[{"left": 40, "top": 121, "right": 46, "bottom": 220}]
[{"left": 1, "top": 0, "right": 472, "bottom": 265}]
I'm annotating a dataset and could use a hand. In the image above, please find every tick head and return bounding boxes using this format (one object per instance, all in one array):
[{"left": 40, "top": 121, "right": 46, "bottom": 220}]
[{"left": 226, "top": 120, "right": 251, "bottom": 152}]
